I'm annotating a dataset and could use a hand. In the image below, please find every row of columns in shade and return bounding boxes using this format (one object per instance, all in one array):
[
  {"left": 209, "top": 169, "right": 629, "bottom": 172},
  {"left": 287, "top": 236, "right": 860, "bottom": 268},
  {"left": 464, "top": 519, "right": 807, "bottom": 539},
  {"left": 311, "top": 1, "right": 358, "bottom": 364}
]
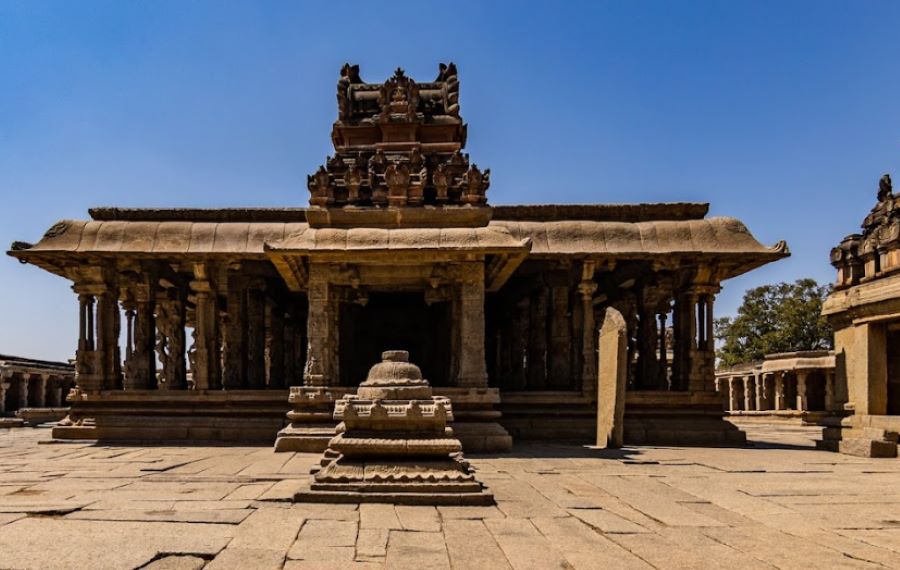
[
  {"left": 718, "top": 369, "right": 836, "bottom": 412},
  {"left": 495, "top": 259, "right": 719, "bottom": 395},
  {"left": 632, "top": 288, "right": 716, "bottom": 392},
  {"left": 0, "top": 372, "right": 74, "bottom": 412},
  {"left": 73, "top": 268, "right": 307, "bottom": 393}
]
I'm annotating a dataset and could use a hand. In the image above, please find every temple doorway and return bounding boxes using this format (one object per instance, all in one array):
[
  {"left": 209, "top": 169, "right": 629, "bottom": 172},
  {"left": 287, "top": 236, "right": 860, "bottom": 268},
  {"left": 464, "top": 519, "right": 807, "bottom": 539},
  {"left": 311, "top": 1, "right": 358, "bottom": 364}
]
[{"left": 339, "top": 292, "right": 453, "bottom": 387}]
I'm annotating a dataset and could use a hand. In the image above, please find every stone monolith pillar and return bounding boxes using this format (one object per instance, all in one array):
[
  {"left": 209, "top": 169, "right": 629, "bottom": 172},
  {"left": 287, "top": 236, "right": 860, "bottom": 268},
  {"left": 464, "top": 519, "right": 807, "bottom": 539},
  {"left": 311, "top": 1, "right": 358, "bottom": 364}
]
[{"left": 596, "top": 307, "right": 627, "bottom": 448}]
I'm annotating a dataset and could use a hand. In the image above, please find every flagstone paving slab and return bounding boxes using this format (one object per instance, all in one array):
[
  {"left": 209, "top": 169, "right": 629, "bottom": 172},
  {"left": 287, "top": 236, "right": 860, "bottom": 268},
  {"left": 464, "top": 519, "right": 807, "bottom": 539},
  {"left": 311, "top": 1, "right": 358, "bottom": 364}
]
[{"left": 0, "top": 424, "right": 899, "bottom": 569}]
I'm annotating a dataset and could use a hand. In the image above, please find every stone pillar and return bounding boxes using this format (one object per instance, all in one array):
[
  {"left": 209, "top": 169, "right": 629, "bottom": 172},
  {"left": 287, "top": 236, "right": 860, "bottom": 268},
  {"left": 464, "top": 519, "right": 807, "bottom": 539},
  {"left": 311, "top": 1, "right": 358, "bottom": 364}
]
[
  {"left": 672, "top": 290, "right": 698, "bottom": 391},
  {"left": 509, "top": 299, "right": 528, "bottom": 389},
  {"left": 743, "top": 375, "right": 754, "bottom": 411},
  {"left": 548, "top": 279, "right": 572, "bottom": 389},
  {"left": 754, "top": 373, "right": 765, "bottom": 411},
  {"left": 73, "top": 281, "right": 116, "bottom": 393},
  {"left": 305, "top": 265, "right": 335, "bottom": 386},
  {"left": 457, "top": 261, "right": 488, "bottom": 388},
  {"left": 245, "top": 280, "right": 267, "bottom": 389},
  {"left": 190, "top": 268, "right": 220, "bottom": 391},
  {"left": 728, "top": 377, "right": 740, "bottom": 411},
  {"left": 636, "top": 297, "right": 660, "bottom": 390},
  {"left": 268, "top": 298, "right": 286, "bottom": 389},
  {"left": 527, "top": 290, "right": 548, "bottom": 389},
  {"left": 691, "top": 291, "right": 718, "bottom": 393},
  {"left": 223, "top": 271, "right": 246, "bottom": 389},
  {"left": 774, "top": 371, "right": 785, "bottom": 410},
  {"left": 125, "top": 277, "right": 157, "bottom": 390},
  {"left": 579, "top": 275, "right": 598, "bottom": 396},
  {"left": 156, "top": 288, "right": 187, "bottom": 390},
  {"left": 18, "top": 375, "right": 28, "bottom": 410},
  {"left": 95, "top": 284, "right": 121, "bottom": 390},
  {"left": 0, "top": 377, "right": 7, "bottom": 413},
  {"left": 37, "top": 374, "right": 48, "bottom": 407},
  {"left": 658, "top": 311, "right": 669, "bottom": 388},
  {"left": 796, "top": 371, "right": 809, "bottom": 411},
  {"left": 597, "top": 307, "right": 627, "bottom": 448}
]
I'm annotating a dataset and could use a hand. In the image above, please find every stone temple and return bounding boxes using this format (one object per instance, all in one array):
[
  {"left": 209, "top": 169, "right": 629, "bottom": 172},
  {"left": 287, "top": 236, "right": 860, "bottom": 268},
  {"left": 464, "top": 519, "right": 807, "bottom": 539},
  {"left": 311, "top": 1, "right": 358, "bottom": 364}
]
[{"left": 7, "top": 63, "right": 788, "bottom": 451}]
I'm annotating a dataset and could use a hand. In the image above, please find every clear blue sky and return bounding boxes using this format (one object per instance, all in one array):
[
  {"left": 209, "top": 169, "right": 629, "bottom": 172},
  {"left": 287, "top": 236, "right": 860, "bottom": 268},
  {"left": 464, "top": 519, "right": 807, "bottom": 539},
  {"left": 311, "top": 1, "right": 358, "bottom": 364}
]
[{"left": 3, "top": 1, "right": 900, "bottom": 361}]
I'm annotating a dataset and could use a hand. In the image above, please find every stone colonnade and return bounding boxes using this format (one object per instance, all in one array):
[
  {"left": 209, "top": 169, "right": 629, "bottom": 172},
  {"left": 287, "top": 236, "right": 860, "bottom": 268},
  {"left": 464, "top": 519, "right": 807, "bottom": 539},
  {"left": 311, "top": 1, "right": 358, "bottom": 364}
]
[
  {"left": 491, "top": 258, "right": 721, "bottom": 395},
  {"left": 70, "top": 262, "right": 308, "bottom": 395},
  {"left": 0, "top": 371, "right": 75, "bottom": 413},
  {"left": 716, "top": 366, "right": 836, "bottom": 413}
]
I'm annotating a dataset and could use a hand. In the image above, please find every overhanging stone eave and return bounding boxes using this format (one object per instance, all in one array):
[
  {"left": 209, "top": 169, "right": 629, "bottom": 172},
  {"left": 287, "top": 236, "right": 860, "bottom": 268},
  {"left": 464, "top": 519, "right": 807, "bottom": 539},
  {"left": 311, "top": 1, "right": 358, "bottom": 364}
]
[
  {"left": 264, "top": 240, "right": 531, "bottom": 293},
  {"left": 6, "top": 250, "right": 70, "bottom": 279}
]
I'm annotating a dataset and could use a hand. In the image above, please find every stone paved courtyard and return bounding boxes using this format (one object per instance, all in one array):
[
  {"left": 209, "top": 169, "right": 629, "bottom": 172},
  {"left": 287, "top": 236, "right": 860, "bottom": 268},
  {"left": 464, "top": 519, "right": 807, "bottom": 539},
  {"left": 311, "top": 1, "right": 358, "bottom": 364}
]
[{"left": 1, "top": 425, "right": 899, "bottom": 569}]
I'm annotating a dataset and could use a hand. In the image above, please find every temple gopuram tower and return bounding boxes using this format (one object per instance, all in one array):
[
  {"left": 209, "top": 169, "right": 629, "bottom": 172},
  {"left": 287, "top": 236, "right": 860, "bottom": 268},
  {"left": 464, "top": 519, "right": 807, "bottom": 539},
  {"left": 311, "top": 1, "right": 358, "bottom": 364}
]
[{"left": 8, "top": 63, "right": 788, "bottom": 449}]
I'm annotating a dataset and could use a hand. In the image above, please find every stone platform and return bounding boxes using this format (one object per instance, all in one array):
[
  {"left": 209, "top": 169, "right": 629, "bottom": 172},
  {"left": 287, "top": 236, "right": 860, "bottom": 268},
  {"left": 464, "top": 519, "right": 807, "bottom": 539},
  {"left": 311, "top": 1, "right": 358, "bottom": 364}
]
[{"left": 2, "top": 424, "right": 900, "bottom": 569}]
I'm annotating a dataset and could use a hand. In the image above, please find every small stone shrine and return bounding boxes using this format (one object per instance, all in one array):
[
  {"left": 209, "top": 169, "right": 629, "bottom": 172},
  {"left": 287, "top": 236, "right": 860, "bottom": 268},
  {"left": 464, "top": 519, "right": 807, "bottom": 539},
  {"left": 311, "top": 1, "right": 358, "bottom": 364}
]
[{"left": 295, "top": 350, "right": 493, "bottom": 505}]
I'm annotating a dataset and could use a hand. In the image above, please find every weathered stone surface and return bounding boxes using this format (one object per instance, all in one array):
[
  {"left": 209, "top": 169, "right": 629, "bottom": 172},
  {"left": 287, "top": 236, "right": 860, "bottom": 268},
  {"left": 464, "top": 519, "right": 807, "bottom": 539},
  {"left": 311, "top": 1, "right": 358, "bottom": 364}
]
[
  {"left": 443, "top": 519, "right": 512, "bottom": 569},
  {"left": 0, "top": 518, "right": 231, "bottom": 570},
  {"left": 6, "top": 422, "right": 900, "bottom": 569},
  {"left": 596, "top": 306, "right": 627, "bottom": 448},
  {"left": 141, "top": 555, "right": 207, "bottom": 570},
  {"left": 206, "top": 548, "right": 286, "bottom": 570},
  {"left": 228, "top": 507, "right": 305, "bottom": 551},
  {"left": 385, "top": 530, "right": 450, "bottom": 570},
  {"left": 485, "top": 518, "right": 571, "bottom": 569}
]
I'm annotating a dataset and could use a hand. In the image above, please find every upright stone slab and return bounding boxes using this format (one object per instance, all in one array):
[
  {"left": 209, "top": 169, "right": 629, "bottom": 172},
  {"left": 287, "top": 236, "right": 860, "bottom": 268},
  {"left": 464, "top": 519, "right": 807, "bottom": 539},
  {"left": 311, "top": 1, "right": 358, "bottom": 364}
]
[{"left": 596, "top": 307, "right": 627, "bottom": 448}]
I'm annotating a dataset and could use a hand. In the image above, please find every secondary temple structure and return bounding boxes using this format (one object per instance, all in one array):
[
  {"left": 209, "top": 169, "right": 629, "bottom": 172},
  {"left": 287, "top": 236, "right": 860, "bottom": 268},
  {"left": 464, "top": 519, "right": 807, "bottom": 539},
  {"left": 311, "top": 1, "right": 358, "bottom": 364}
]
[
  {"left": 0, "top": 354, "right": 75, "bottom": 425},
  {"left": 821, "top": 174, "right": 900, "bottom": 457},
  {"left": 7, "top": 63, "right": 788, "bottom": 450},
  {"left": 715, "top": 351, "right": 836, "bottom": 424}
]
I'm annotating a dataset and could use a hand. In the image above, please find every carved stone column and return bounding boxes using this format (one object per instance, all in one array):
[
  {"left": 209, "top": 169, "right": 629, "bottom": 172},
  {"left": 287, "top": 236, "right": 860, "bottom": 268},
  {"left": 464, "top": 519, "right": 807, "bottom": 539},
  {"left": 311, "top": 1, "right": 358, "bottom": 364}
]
[
  {"left": 245, "top": 279, "right": 267, "bottom": 389},
  {"left": 509, "top": 299, "right": 528, "bottom": 389},
  {"left": 578, "top": 272, "right": 598, "bottom": 396},
  {"left": 73, "top": 278, "right": 118, "bottom": 393},
  {"left": 305, "top": 265, "right": 335, "bottom": 386},
  {"left": 96, "top": 283, "right": 121, "bottom": 390},
  {"left": 774, "top": 371, "right": 785, "bottom": 410},
  {"left": 37, "top": 374, "right": 48, "bottom": 407},
  {"left": 156, "top": 288, "right": 187, "bottom": 390},
  {"left": 672, "top": 290, "right": 697, "bottom": 391},
  {"left": 796, "top": 371, "right": 809, "bottom": 411},
  {"left": 658, "top": 312, "right": 669, "bottom": 388},
  {"left": 18, "top": 375, "right": 29, "bottom": 410},
  {"left": 728, "top": 377, "right": 740, "bottom": 411},
  {"left": 743, "top": 375, "right": 754, "bottom": 411},
  {"left": 223, "top": 271, "right": 246, "bottom": 389},
  {"left": 0, "top": 376, "right": 8, "bottom": 413},
  {"left": 191, "top": 265, "right": 220, "bottom": 391},
  {"left": 754, "top": 373, "right": 765, "bottom": 411},
  {"left": 124, "top": 275, "right": 156, "bottom": 390},
  {"left": 526, "top": 292, "right": 545, "bottom": 390},
  {"left": 456, "top": 261, "right": 488, "bottom": 388},
  {"left": 548, "top": 276, "right": 572, "bottom": 389},
  {"left": 268, "top": 298, "right": 286, "bottom": 389}
]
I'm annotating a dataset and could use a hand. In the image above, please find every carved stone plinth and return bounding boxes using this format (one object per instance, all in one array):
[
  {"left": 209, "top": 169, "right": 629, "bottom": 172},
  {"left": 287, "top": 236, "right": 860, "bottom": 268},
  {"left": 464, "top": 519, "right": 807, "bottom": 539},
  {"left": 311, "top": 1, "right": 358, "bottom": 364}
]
[
  {"left": 274, "top": 386, "right": 344, "bottom": 452},
  {"left": 294, "top": 350, "right": 493, "bottom": 505}
]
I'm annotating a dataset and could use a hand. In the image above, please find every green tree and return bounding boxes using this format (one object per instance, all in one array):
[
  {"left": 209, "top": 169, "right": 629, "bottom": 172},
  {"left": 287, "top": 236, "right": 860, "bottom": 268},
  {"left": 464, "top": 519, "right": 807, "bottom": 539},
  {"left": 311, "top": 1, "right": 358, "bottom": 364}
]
[{"left": 715, "top": 278, "right": 833, "bottom": 367}]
